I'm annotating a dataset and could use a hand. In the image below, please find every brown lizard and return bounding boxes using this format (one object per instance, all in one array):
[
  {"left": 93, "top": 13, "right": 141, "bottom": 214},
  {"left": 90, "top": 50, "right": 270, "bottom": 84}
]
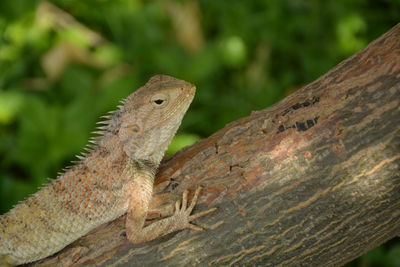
[{"left": 0, "top": 74, "right": 215, "bottom": 266}]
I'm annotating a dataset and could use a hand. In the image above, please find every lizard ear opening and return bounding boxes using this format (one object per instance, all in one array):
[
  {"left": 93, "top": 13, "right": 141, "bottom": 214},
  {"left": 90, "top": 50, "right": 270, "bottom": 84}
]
[{"left": 151, "top": 93, "right": 169, "bottom": 107}]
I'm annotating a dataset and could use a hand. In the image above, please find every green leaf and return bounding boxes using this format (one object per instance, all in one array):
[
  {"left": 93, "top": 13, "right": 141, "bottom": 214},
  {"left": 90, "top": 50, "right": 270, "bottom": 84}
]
[{"left": 0, "top": 91, "right": 24, "bottom": 124}]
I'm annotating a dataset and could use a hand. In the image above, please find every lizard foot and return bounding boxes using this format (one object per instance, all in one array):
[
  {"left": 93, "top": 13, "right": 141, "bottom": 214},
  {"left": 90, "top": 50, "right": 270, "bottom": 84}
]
[{"left": 173, "top": 187, "right": 217, "bottom": 231}]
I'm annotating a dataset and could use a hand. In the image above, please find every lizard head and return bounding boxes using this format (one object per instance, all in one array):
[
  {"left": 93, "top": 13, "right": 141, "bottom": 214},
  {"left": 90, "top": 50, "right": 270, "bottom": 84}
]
[{"left": 116, "top": 74, "right": 196, "bottom": 164}]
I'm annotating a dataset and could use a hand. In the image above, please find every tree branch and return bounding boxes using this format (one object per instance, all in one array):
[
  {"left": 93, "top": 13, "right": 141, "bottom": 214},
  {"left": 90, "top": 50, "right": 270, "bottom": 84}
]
[{"left": 32, "top": 24, "right": 400, "bottom": 267}]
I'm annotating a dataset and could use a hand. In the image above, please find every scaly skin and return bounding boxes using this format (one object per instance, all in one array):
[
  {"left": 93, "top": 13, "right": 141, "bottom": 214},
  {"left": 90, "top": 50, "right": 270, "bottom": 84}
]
[{"left": 0, "top": 75, "right": 215, "bottom": 266}]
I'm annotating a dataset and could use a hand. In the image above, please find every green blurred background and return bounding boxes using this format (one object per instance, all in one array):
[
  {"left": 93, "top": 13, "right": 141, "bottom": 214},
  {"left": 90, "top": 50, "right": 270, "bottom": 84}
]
[{"left": 0, "top": 0, "right": 399, "bottom": 265}]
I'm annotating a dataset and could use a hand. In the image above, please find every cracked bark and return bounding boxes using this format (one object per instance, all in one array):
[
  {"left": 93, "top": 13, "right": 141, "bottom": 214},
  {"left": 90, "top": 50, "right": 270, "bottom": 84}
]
[{"left": 31, "top": 24, "right": 400, "bottom": 267}]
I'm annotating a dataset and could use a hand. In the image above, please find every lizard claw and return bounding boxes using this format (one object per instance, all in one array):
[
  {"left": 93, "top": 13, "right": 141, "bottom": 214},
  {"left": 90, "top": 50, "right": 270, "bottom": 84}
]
[{"left": 173, "top": 187, "right": 216, "bottom": 231}]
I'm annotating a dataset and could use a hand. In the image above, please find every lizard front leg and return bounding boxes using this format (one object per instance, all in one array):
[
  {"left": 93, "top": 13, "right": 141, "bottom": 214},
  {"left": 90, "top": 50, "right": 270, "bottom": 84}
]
[{"left": 126, "top": 185, "right": 216, "bottom": 244}]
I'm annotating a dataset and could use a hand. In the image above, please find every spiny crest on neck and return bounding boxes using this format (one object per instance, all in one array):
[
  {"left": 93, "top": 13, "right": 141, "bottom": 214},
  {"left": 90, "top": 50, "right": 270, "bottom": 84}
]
[{"left": 72, "top": 96, "right": 127, "bottom": 163}]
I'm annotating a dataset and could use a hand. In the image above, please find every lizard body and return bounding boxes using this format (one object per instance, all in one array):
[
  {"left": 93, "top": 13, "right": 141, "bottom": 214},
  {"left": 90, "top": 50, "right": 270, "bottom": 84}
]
[{"left": 0, "top": 75, "right": 213, "bottom": 266}]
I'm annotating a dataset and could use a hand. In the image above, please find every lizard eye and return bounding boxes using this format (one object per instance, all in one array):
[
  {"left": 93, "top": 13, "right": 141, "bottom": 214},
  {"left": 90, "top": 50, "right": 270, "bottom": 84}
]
[{"left": 151, "top": 93, "right": 169, "bottom": 107}]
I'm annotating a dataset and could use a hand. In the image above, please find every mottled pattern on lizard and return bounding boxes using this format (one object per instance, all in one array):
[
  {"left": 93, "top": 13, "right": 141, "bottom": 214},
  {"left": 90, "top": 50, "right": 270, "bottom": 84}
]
[{"left": 0, "top": 75, "right": 215, "bottom": 266}]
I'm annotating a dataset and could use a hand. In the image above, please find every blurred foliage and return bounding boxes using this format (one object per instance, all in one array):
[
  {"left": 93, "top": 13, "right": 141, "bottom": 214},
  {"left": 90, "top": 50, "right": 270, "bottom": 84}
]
[{"left": 0, "top": 0, "right": 399, "bottom": 265}]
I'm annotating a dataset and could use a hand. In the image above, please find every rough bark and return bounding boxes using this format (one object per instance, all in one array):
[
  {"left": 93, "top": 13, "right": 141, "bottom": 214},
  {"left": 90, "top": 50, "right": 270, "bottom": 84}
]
[{"left": 32, "top": 24, "right": 400, "bottom": 267}]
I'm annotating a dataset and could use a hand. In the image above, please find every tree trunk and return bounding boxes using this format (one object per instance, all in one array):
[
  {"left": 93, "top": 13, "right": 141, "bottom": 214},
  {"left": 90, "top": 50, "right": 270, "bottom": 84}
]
[{"left": 32, "top": 24, "right": 400, "bottom": 267}]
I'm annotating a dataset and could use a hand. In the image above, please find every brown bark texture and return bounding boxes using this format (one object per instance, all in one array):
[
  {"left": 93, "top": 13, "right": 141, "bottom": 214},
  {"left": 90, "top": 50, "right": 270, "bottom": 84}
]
[{"left": 32, "top": 24, "right": 400, "bottom": 267}]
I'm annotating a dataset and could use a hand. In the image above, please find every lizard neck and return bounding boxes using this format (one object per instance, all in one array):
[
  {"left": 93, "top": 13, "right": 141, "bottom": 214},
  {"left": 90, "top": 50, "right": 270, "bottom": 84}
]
[{"left": 92, "top": 134, "right": 159, "bottom": 178}]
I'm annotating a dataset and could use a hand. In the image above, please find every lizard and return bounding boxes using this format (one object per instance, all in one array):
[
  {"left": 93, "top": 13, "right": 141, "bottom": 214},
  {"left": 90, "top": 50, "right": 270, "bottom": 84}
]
[{"left": 0, "top": 74, "right": 216, "bottom": 266}]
